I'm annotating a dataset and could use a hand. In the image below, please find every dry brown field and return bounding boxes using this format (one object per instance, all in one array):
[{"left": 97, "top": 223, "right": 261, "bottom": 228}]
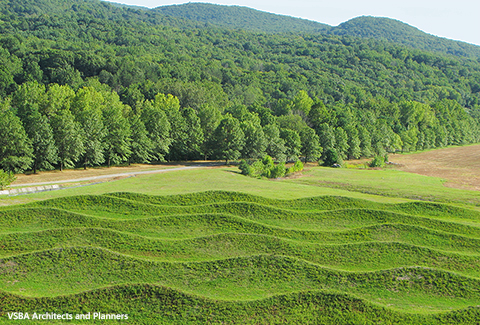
[{"left": 389, "top": 144, "right": 480, "bottom": 191}]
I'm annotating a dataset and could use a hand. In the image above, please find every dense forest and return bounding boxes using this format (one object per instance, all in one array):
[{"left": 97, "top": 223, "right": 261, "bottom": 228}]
[
  {"left": 0, "top": 0, "right": 480, "bottom": 174},
  {"left": 158, "top": 3, "right": 480, "bottom": 59}
]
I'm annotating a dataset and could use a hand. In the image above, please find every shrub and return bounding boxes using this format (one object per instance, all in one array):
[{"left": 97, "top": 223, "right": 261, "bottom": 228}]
[
  {"left": 261, "top": 155, "right": 274, "bottom": 171},
  {"left": 238, "top": 159, "right": 252, "bottom": 176},
  {"left": 270, "top": 162, "right": 286, "bottom": 178},
  {"left": 323, "top": 148, "right": 342, "bottom": 167},
  {"left": 369, "top": 155, "right": 386, "bottom": 168},
  {"left": 0, "top": 169, "right": 16, "bottom": 190},
  {"left": 286, "top": 160, "right": 304, "bottom": 175},
  {"left": 238, "top": 155, "right": 288, "bottom": 179}
]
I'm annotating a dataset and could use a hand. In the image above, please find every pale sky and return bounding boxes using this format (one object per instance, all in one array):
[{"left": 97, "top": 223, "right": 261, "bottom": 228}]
[{"left": 104, "top": 0, "right": 480, "bottom": 46}]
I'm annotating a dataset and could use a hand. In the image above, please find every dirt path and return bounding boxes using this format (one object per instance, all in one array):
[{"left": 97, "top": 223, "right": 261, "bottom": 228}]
[
  {"left": 11, "top": 162, "right": 222, "bottom": 187},
  {"left": 10, "top": 166, "right": 199, "bottom": 187},
  {"left": 389, "top": 144, "right": 480, "bottom": 191}
]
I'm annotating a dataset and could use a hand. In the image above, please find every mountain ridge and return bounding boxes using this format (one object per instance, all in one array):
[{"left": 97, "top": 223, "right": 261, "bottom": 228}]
[{"left": 154, "top": 2, "right": 480, "bottom": 58}]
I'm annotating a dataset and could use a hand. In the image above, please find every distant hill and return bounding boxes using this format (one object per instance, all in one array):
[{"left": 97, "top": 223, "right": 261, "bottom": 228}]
[
  {"left": 154, "top": 2, "right": 331, "bottom": 34},
  {"left": 155, "top": 2, "right": 480, "bottom": 59},
  {"left": 331, "top": 16, "right": 480, "bottom": 59}
]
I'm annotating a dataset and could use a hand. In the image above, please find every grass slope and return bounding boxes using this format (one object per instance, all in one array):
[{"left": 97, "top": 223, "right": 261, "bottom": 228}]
[
  {"left": 4, "top": 284, "right": 480, "bottom": 324},
  {"left": 1, "top": 247, "right": 480, "bottom": 311},
  {"left": 2, "top": 190, "right": 480, "bottom": 323}
]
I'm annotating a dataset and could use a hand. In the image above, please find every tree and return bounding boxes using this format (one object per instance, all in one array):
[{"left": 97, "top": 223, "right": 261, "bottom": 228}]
[
  {"left": 292, "top": 90, "right": 314, "bottom": 116},
  {"left": 71, "top": 87, "right": 106, "bottom": 169},
  {"left": 140, "top": 100, "right": 171, "bottom": 162},
  {"left": 317, "top": 123, "right": 336, "bottom": 158},
  {"left": 212, "top": 114, "right": 245, "bottom": 164},
  {"left": 43, "top": 84, "right": 75, "bottom": 117},
  {"left": 280, "top": 128, "right": 301, "bottom": 161},
  {"left": 198, "top": 104, "right": 221, "bottom": 160},
  {"left": 358, "top": 126, "right": 373, "bottom": 157},
  {"left": 323, "top": 148, "right": 342, "bottom": 167},
  {"left": 11, "top": 81, "right": 46, "bottom": 120},
  {"left": 241, "top": 120, "right": 266, "bottom": 159},
  {"left": 24, "top": 110, "right": 58, "bottom": 174},
  {"left": 181, "top": 107, "right": 204, "bottom": 160},
  {"left": 50, "top": 109, "right": 84, "bottom": 171},
  {"left": 300, "top": 127, "right": 322, "bottom": 163},
  {"left": 400, "top": 127, "right": 418, "bottom": 152},
  {"left": 129, "top": 115, "right": 154, "bottom": 164},
  {"left": 344, "top": 124, "right": 361, "bottom": 159},
  {"left": 153, "top": 93, "right": 189, "bottom": 161},
  {"left": 0, "top": 169, "right": 16, "bottom": 190},
  {"left": 334, "top": 127, "right": 349, "bottom": 161},
  {"left": 308, "top": 101, "right": 336, "bottom": 130},
  {"left": 12, "top": 83, "right": 57, "bottom": 173},
  {"left": 102, "top": 93, "right": 132, "bottom": 167},
  {"left": 263, "top": 124, "right": 286, "bottom": 161},
  {"left": 0, "top": 101, "right": 33, "bottom": 173}
]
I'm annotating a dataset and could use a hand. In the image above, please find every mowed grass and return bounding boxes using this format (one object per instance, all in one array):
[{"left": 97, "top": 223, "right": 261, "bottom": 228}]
[
  {"left": 286, "top": 165, "right": 480, "bottom": 207},
  {"left": 0, "top": 167, "right": 411, "bottom": 206},
  {"left": 3, "top": 163, "right": 479, "bottom": 210}
]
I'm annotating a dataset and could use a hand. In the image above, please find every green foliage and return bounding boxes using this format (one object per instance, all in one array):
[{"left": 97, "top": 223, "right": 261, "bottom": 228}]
[
  {"left": 280, "top": 128, "right": 301, "bottom": 161},
  {"left": 212, "top": 114, "right": 245, "bottom": 164},
  {"left": 334, "top": 127, "right": 349, "bottom": 160},
  {"left": 241, "top": 120, "right": 267, "bottom": 159},
  {"left": 270, "top": 161, "right": 286, "bottom": 178},
  {"left": 50, "top": 109, "right": 83, "bottom": 171},
  {"left": 369, "top": 155, "right": 387, "bottom": 168},
  {"left": 238, "top": 155, "right": 285, "bottom": 178},
  {"left": 156, "top": 2, "right": 331, "bottom": 34},
  {"left": 322, "top": 148, "right": 342, "bottom": 167},
  {"left": 128, "top": 115, "right": 154, "bottom": 164},
  {"left": 0, "top": 169, "right": 15, "bottom": 189},
  {"left": 0, "top": 100, "right": 33, "bottom": 173},
  {"left": 158, "top": 3, "right": 480, "bottom": 59},
  {"left": 71, "top": 87, "right": 106, "bottom": 169},
  {"left": 25, "top": 110, "right": 57, "bottom": 173},
  {"left": 263, "top": 124, "right": 286, "bottom": 161},
  {"left": 140, "top": 100, "right": 171, "bottom": 162},
  {"left": 300, "top": 127, "right": 322, "bottom": 162},
  {"left": 332, "top": 16, "right": 480, "bottom": 59},
  {"left": 238, "top": 159, "right": 252, "bottom": 175},
  {"left": 102, "top": 92, "right": 132, "bottom": 166},
  {"left": 286, "top": 160, "right": 304, "bottom": 175}
]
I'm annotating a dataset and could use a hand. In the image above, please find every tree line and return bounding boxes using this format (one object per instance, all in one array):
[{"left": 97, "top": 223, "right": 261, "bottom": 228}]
[{"left": 1, "top": 81, "right": 478, "bottom": 174}]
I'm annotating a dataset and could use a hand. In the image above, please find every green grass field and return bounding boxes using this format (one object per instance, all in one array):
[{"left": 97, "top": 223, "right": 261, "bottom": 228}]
[{"left": 1, "top": 166, "right": 480, "bottom": 324}]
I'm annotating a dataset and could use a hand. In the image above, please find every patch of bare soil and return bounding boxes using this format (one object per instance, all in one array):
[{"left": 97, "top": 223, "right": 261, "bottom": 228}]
[{"left": 389, "top": 145, "right": 480, "bottom": 191}]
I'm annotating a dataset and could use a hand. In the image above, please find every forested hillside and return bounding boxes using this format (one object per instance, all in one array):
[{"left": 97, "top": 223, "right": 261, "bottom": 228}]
[
  {"left": 331, "top": 16, "right": 480, "bottom": 59},
  {"left": 157, "top": 3, "right": 480, "bottom": 59},
  {"left": 0, "top": 0, "right": 479, "bottom": 174},
  {"left": 155, "top": 3, "right": 331, "bottom": 34}
]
